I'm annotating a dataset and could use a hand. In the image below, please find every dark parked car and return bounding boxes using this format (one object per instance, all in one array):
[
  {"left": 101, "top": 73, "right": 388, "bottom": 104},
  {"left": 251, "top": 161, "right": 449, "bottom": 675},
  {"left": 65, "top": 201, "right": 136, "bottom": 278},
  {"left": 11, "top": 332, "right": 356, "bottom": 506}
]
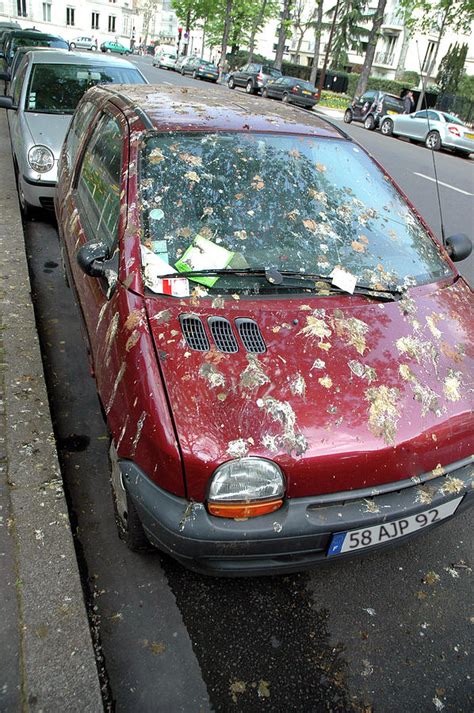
[
  {"left": 263, "top": 76, "right": 320, "bottom": 108},
  {"left": 55, "top": 83, "right": 473, "bottom": 576},
  {"left": 344, "top": 89, "right": 405, "bottom": 130},
  {"left": 1, "top": 29, "right": 68, "bottom": 71},
  {"left": 227, "top": 62, "right": 282, "bottom": 94},
  {"left": 180, "top": 56, "right": 219, "bottom": 82}
]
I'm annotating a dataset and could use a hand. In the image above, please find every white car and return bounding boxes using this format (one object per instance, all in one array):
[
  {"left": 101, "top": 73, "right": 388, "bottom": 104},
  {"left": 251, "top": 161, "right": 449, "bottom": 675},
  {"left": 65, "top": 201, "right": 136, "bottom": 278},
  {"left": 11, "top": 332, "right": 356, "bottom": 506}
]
[
  {"left": 152, "top": 52, "right": 177, "bottom": 69},
  {"left": 68, "top": 36, "right": 98, "bottom": 51},
  {"left": 380, "top": 109, "right": 474, "bottom": 157}
]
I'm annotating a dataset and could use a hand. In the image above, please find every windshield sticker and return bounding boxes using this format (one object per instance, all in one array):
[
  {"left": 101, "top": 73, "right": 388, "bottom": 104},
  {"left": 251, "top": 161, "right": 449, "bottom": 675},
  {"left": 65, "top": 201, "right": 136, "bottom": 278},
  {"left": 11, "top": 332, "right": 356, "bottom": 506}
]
[{"left": 330, "top": 266, "right": 357, "bottom": 294}]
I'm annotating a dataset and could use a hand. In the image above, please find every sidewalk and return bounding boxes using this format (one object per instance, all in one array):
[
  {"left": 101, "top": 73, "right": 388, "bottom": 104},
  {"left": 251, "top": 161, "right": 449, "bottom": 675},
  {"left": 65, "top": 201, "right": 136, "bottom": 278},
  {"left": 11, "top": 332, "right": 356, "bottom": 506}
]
[
  {"left": 0, "top": 113, "right": 103, "bottom": 711},
  {"left": 314, "top": 104, "right": 344, "bottom": 120}
]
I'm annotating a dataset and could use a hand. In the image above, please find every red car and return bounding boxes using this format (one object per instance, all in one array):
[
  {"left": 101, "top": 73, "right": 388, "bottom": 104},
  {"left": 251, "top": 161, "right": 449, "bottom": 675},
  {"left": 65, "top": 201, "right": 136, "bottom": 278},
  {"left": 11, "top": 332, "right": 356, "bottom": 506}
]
[{"left": 55, "top": 84, "right": 473, "bottom": 576}]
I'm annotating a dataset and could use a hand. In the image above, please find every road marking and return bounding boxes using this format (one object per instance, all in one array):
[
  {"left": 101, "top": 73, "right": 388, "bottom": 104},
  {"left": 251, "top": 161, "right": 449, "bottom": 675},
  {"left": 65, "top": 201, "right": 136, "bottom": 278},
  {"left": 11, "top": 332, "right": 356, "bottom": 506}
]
[{"left": 413, "top": 172, "right": 474, "bottom": 196}]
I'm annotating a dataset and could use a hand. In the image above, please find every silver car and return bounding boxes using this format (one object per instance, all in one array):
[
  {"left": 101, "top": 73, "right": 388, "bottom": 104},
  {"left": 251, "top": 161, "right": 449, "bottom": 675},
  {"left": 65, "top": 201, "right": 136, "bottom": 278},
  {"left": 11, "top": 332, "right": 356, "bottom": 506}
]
[
  {"left": 380, "top": 109, "right": 474, "bottom": 157},
  {"left": 152, "top": 52, "right": 177, "bottom": 69},
  {"left": 69, "top": 36, "right": 98, "bottom": 52},
  {"left": 0, "top": 50, "right": 147, "bottom": 213}
]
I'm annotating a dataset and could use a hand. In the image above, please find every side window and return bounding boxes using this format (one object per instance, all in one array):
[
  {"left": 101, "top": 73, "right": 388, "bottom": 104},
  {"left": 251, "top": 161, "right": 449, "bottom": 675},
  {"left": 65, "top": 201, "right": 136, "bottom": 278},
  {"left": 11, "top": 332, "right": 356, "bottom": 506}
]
[
  {"left": 65, "top": 101, "right": 98, "bottom": 170},
  {"left": 11, "top": 59, "right": 28, "bottom": 106},
  {"left": 413, "top": 111, "right": 437, "bottom": 120},
  {"left": 240, "top": 64, "right": 248, "bottom": 72},
  {"left": 76, "top": 114, "right": 122, "bottom": 249},
  {"left": 361, "top": 91, "right": 376, "bottom": 103}
]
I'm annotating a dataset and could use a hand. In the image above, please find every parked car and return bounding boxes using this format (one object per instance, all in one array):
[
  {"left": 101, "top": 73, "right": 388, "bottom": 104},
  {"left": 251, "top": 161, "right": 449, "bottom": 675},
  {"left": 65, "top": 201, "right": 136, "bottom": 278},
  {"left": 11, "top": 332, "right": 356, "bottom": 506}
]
[
  {"left": 3, "top": 45, "right": 65, "bottom": 84},
  {"left": 380, "top": 109, "right": 474, "bottom": 157},
  {"left": 263, "top": 76, "right": 320, "bottom": 109},
  {"left": 1, "top": 29, "right": 68, "bottom": 71},
  {"left": 173, "top": 55, "right": 187, "bottom": 72},
  {"left": 0, "top": 50, "right": 147, "bottom": 214},
  {"left": 344, "top": 89, "right": 405, "bottom": 130},
  {"left": 179, "top": 56, "right": 219, "bottom": 82},
  {"left": 227, "top": 62, "right": 282, "bottom": 94},
  {"left": 53, "top": 83, "right": 473, "bottom": 576},
  {"left": 152, "top": 51, "right": 176, "bottom": 69},
  {"left": 69, "top": 36, "right": 98, "bottom": 52},
  {"left": 100, "top": 41, "right": 130, "bottom": 55}
]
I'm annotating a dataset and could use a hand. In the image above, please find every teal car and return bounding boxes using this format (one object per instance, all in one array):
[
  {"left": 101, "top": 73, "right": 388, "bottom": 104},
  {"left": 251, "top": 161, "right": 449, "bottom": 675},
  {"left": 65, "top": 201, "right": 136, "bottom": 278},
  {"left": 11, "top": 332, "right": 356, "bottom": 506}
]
[{"left": 100, "top": 41, "right": 130, "bottom": 55}]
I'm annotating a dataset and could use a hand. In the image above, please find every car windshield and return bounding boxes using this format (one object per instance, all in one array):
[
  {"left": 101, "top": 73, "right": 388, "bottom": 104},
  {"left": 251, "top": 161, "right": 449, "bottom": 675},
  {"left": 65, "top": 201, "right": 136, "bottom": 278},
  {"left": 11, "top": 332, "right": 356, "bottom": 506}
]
[
  {"left": 295, "top": 80, "right": 315, "bottom": 91},
  {"left": 25, "top": 63, "right": 145, "bottom": 113},
  {"left": 139, "top": 132, "right": 452, "bottom": 293},
  {"left": 440, "top": 112, "right": 465, "bottom": 126}
]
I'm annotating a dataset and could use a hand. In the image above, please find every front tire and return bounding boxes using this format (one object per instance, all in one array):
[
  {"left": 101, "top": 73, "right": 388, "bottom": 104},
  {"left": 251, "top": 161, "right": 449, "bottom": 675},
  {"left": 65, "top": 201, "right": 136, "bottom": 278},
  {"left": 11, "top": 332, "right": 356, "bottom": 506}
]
[
  {"left": 425, "top": 130, "right": 441, "bottom": 151},
  {"left": 109, "top": 442, "right": 151, "bottom": 552},
  {"left": 228, "top": 76, "right": 235, "bottom": 89},
  {"left": 364, "top": 114, "right": 375, "bottom": 130},
  {"left": 246, "top": 79, "right": 255, "bottom": 94},
  {"left": 192, "top": 70, "right": 197, "bottom": 79},
  {"left": 343, "top": 109, "right": 353, "bottom": 124},
  {"left": 380, "top": 118, "right": 394, "bottom": 136},
  {"left": 282, "top": 93, "right": 290, "bottom": 104},
  {"left": 69, "top": 42, "right": 76, "bottom": 50},
  {"left": 90, "top": 45, "right": 96, "bottom": 51},
  {"left": 106, "top": 48, "right": 111, "bottom": 53},
  {"left": 181, "top": 67, "right": 185, "bottom": 76},
  {"left": 262, "top": 88, "right": 269, "bottom": 98}
]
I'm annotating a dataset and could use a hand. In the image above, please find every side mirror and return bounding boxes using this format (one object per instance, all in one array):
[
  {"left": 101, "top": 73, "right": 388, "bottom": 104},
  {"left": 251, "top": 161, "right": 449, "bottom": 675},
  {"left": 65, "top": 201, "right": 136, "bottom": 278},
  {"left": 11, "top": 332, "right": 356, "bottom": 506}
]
[
  {"left": 445, "top": 233, "right": 472, "bottom": 262},
  {"left": 76, "top": 241, "right": 109, "bottom": 277},
  {"left": 0, "top": 96, "right": 14, "bottom": 109},
  {"left": 0, "top": 71, "right": 10, "bottom": 81}
]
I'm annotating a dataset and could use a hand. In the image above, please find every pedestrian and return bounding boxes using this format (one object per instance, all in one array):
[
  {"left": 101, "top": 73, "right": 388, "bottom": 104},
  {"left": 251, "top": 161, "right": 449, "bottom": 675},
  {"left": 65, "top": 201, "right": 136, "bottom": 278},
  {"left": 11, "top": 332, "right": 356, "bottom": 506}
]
[
  {"left": 219, "top": 57, "right": 229, "bottom": 84},
  {"left": 403, "top": 90, "right": 415, "bottom": 114}
]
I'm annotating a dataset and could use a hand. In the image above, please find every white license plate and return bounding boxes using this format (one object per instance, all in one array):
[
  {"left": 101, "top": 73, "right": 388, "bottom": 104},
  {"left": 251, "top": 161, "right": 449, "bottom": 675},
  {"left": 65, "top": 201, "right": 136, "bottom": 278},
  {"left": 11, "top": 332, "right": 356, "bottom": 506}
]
[
  {"left": 302, "top": 90, "right": 311, "bottom": 95},
  {"left": 327, "top": 497, "right": 462, "bottom": 556}
]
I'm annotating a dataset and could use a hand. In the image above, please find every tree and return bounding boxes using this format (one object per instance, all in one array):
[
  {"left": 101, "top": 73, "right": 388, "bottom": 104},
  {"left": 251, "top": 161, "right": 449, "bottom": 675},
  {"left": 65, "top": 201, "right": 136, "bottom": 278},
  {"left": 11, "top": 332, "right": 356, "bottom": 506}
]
[
  {"left": 398, "top": 0, "right": 474, "bottom": 109},
  {"left": 309, "top": 0, "right": 324, "bottom": 85},
  {"left": 248, "top": 0, "right": 279, "bottom": 63},
  {"left": 291, "top": 0, "right": 318, "bottom": 61},
  {"left": 458, "top": 74, "right": 474, "bottom": 101},
  {"left": 326, "top": 0, "right": 373, "bottom": 70},
  {"left": 274, "top": 0, "right": 293, "bottom": 70},
  {"left": 353, "top": 0, "right": 387, "bottom": 98},
  {"left": 171, "top": 0, "right": 217, "bottom": 53},
  {"left": 436, "top": 42, "right": 468, "bottom": 94}
]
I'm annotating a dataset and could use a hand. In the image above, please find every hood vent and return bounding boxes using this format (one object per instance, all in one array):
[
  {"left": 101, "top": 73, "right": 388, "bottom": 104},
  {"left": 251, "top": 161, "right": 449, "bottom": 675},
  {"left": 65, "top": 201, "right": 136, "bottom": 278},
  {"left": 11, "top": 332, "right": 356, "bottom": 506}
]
[
  {"left": 179, "top": 315, "right": 210, "bottom": 351},
  {"left": 236, "top": 318, "right": 266, "bottom": 353},
  {"left": 208, "top": 317, "right": 239, "bottom": 353}
]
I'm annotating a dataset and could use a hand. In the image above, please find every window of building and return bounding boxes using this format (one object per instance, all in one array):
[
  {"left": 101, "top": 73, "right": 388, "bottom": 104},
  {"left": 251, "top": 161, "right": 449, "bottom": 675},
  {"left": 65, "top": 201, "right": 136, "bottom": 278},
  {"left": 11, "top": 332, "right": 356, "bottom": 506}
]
[
  {"left": 422, "top": 41, "right": 436, "bottom": 73},
  {"left": 66, "top": 7, "right": 75, "bottom": 26},
  {"left": 91, "top": 12, "right": 99, "bottom": 30},
  {"left": 108, "top": 16, "right": 116, "bottom": 32},
  {"left": 123, "top": 16, "right": 130, "bottom": 35},
  {"left": 42, "top": 2, "right": 51, "bottom": 21},
  {"left": 16, "top": 0, "right": 27, "bottom": 17}
]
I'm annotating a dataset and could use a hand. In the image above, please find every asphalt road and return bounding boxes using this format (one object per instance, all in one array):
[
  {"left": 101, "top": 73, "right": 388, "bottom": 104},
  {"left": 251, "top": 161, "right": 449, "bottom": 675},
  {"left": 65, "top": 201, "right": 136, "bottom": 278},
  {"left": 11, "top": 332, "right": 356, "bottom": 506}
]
[{"left": 22, "top": 56, "right": 473, "bottom": 713}]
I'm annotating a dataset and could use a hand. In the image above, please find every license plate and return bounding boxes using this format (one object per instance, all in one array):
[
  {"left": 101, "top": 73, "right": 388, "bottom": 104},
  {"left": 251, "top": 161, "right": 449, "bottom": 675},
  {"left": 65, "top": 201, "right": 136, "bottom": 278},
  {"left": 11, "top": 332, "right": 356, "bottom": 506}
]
[
  {"left": 387, "top": 110, "right": 397, "bottom": 115},
  {"left": 327, "top": 497, "right": 462, "bottom": 556},
  {"left": 465, "top": 133, "right": 474, "bottom": 140},
  {"left": 206, "top": 74, "right": 214, "bottom": 78},
  {"left": 302, "top": 90, "right": 311, "bottom": 95}
]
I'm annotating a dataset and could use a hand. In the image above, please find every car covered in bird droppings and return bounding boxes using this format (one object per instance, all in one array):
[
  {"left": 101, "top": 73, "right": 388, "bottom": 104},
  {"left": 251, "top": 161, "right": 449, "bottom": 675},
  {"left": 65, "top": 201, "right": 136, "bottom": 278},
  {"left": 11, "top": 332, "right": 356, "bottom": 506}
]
[{"left": 55, "top": 84, "right": 473, "bottom": 576}]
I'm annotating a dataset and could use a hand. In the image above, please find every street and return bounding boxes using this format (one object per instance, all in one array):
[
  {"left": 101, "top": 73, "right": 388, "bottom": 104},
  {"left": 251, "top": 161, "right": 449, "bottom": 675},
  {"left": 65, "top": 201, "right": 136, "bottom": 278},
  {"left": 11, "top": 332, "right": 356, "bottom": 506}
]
[{"left": 15, "top": 55, "right": 472, "bottom": 713}]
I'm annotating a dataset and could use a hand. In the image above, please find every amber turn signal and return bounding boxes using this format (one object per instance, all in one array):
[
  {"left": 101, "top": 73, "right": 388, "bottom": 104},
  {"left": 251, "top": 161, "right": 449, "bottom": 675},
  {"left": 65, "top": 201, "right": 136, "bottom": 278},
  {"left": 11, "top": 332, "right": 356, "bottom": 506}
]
[{"left": 208, "top": 499, "right": 283, "bottom": 519}]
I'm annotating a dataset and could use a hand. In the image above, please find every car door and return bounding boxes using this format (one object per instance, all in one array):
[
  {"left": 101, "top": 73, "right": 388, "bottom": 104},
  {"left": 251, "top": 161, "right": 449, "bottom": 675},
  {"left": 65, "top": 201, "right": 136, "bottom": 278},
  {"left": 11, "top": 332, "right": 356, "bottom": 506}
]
[
  {"left": 69, "top": 108, "right": 128, "bottom": 366},
  {"left": 233, "top": 64, "right": 248, "bottom": 86},
  {"left": 353, "top": 90, "right": 376, "bottom": 120},
  {"left": 7, "top": 55, "right": 29, "bottom": 172},
  {"left": 404, "top": 110, "right": 432, "bottom": 139},
  {"left": 267, "top": 77, "right": 282, "bottom": 97}
]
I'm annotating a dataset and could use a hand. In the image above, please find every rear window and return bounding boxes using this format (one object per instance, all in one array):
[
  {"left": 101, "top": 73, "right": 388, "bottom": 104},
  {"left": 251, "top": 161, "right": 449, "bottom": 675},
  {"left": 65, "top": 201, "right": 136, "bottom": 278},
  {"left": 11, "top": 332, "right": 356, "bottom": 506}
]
[
  {"left": 440, "top": 113, "right": 465, "bottom": 126},
  {"left": 383, "top": 96, "right": 404, "bottom": 112},
  {"left": 25, "top": 63, "right": 146, "bottom": 113},
  {"left": 296, "top": 79, "right": 316, "bottom": 91},
  {"left": 139, "top": 132, "right": 451, "bottom": 293},
  {"left": 263, "top": 66, "right": 282, "bottom": 77}
]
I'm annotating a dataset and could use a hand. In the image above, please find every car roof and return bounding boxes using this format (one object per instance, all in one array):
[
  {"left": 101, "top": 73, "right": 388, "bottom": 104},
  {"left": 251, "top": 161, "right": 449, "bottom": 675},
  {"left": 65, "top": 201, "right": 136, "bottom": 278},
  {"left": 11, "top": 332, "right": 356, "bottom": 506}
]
[
  {"left": 8, "top": 30, "right": 65, "bottom": 40},
  {"left": 25, "top": 49, "right": 137, "bottom": 67},
  {"left": 93, "top": 84, "right": 346, "bottom": 139}
]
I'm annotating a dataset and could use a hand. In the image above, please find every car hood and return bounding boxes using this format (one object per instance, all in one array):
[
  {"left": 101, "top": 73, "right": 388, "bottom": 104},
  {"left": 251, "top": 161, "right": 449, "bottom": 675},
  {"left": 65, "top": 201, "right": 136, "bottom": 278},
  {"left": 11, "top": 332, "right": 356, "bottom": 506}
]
[
  {"left": 23, "top": 112, "right": 71, "bottom": 159},
  {"left": 145, "top": 279, "right": 473, "bottom": 501}
]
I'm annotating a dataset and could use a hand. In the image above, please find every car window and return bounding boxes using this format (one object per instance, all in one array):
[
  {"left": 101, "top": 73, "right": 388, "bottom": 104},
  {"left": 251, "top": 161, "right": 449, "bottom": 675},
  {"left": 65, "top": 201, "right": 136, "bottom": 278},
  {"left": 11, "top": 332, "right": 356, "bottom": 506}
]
[
  {"left": 383, "top": 96, "right": 404, "bottom": 112},
  {"left": 440, "top": 112, "right": 465, "bottom": 126},
  {"left": 413, "top": 110, "right": 438, "bottom": 120},
  {"left": 239, "top": 64, "right": 248, "bottom": 72},
  {"left": 361, "top": 91, "right": 376, "bottom": 102},
  {"left": 76, "top": 115, "right": 122, "bottom": 249},
  {"left": 10, "top": 36, "right": 68, "bottom": 57},
  {"left": 65, "top": 100, "right": 98, "bottom": 170},
  {"left": 139, "top": 132, "right": 451, "bottom": 292},
  {"left": 11, "top": 57, "right": 27, "bottom": 105},
  {"left": 264, "top": 67, "right": 282, "bottom": 78},
  {"left": 25, "top": 63, "right": 145, "bottom": 114}
]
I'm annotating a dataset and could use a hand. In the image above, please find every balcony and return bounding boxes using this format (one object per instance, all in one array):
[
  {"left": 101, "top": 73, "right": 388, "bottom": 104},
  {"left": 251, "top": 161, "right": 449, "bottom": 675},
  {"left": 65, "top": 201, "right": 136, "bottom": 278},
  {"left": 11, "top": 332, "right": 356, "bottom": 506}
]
[
  {"left": 374, "top": 50, "right": 396, "bottom": 67},
  {"left": 382, "top": 13, "right": 404, "bottom": 30}
]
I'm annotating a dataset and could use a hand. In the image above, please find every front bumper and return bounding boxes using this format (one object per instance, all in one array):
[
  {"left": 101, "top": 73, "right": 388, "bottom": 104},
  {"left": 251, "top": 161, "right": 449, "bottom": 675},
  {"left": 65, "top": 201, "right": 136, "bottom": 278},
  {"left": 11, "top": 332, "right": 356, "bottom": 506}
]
[
  {"left": 122, "top": 456, "right": 473, "bottom": 576},
  {"left": 21, "top": 174, "right": 56, "bottom": 208}
]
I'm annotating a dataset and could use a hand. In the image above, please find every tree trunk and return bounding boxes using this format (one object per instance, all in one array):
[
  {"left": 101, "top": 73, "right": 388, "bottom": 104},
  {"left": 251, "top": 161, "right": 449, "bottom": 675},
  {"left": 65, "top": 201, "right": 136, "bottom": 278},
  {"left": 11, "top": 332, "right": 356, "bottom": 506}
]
[
  {"left": 317, "top": 0, "right": 341, "bottom": 94},
  {"left": 309, "top": 0, "right": 324, "bottom": 85},
  {"left": 219, "top": 0, "right": 233, "bottom": 81},
  {"left": 274, "top": 0, "right": 293, "bottom": 70},
  {"left": 248, "top": 0, "right": 267, "bottom": 64},
  {"left": 184, "top": 8, "right": 191, "bottom": 56},
  {"left": 354, "top": 0, "right": 387, "bottom": 98},
  {"left": 201, "top": 23, "right": 206, "bottom": 57},
  {"left": 394, "top": 28, "right": 411, "bottom": 80}
]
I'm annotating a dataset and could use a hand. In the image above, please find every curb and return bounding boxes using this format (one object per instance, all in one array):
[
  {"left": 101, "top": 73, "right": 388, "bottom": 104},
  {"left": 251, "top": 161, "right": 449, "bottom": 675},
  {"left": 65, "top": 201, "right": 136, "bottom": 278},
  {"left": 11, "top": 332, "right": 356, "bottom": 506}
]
[{"left": 0, "top": 112, "right": 103, "bottom": 711}]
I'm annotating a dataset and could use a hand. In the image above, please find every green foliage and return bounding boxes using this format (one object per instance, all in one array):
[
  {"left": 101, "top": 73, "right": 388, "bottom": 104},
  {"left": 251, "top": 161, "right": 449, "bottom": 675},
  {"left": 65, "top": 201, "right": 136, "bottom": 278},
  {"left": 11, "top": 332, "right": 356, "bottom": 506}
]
[
  {"left": 458, "top": 74, "right": 474, "bottom": 100},
  {"left": 319, "top": 90, "right": 351, "bottom": 108},
  {"left": 204, "top": 0, "right": 279, "bottom": 50},
  {"left": 326, "top": 0, "right": 373, "bottom": 68},
  {"left": 399, "top": 70, "right": 420, "bottom": 85},
  {"left": 347, "top": 74, "right": 408, "bottom": 97},
  {"left": 436, "top": 42, "right": 468, "bottom": 94},
  {"left": 171, "top": 0, "right": 217, "bottom": 29},
  {"left": 397, "top": 0, "right": 474, "bottom": 36}
]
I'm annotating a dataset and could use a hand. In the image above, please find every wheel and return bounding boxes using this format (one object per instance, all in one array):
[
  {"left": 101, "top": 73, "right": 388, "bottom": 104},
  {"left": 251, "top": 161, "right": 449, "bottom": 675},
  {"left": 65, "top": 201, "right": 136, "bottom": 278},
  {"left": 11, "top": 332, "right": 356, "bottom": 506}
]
[
  {"left": 262, "top": 88, "right": 269, "bottom": 98},
  {"left": 106, "top": 48, "right": 111, "bottom": 53},
  {"left": 246, "top": 79, "right": 255, "bottom": 94},
  {"left": 425, "top": 130, "right": 441, "bottom": 151},
  {"left": 192, "top": 70, "right": 197, "bottom": 79},
  {"left": 343, "top": 109, "right": 353, "bottom": 124},
  {"left": 69, "top": 42, "right": 76, "bottom": 50},
  {"left": 380, "top": 118, "right": 393, "bottom": 136},
  {"left": 364, "top": 114, "right": 375, "bottom": 130},
  {"left": 181, "top": 67, "right": 185, "bottom": 75},
  {"left": 282, "top": 93, "right": 290, "bottom": 104},
  {"left": 109, "top": 442, "right": 152, "bottom": 552},
  {"left": 228, "top": 76, "right": 235, "bottom": 89},
  {"left": 90, "top": 45, "right": 96, "bottom": 51}
]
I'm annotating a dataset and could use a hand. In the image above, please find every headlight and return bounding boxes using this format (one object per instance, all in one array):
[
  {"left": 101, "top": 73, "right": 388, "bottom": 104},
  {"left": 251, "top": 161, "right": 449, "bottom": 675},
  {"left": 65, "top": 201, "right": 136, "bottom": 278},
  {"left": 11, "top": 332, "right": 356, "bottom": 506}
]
[
  {"left": 208, "top": 457, "right": 285, "bottom": 518},
  {"left": 28, "top": 145, "right": 54, "bottom": 173}
]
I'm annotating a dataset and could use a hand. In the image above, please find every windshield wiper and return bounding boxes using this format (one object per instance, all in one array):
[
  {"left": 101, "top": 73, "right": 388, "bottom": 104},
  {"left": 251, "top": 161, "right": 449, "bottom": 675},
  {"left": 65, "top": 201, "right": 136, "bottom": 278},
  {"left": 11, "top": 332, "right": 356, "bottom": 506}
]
[{"left": 158, "top": 268, "right": 403, "bottom": 300}]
